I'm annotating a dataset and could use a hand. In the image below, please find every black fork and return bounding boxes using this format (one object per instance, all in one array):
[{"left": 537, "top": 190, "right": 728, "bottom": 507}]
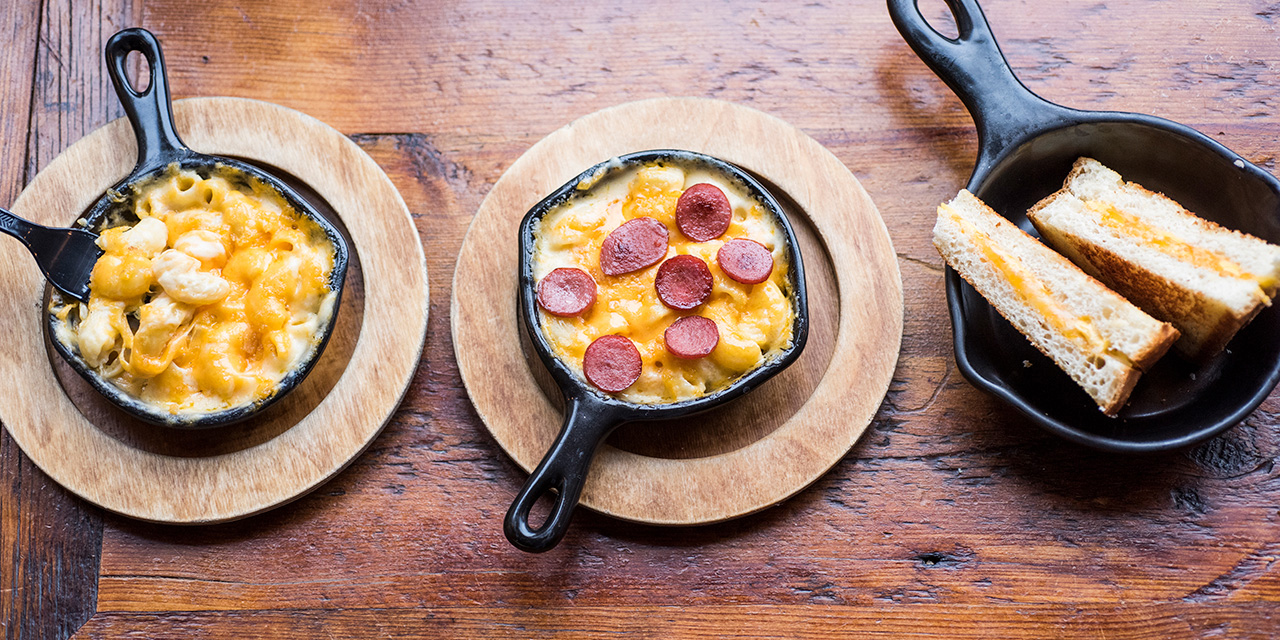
[{"left": 0, "top": 208, "right": 100, "bottom": 302}]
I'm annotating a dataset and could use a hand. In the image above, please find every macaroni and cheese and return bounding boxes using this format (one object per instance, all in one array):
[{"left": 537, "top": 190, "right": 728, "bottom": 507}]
[
  {"left": 52, "top": 164, "right": 338, "bottom": 415},
  {"left": 532, "top": 161, "right": 795, "bottom": 404}
]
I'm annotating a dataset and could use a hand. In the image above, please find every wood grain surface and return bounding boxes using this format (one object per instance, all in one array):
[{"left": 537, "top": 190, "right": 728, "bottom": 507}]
[{"left": 3, "top": 0, "right": 1280, "bottom": 638}]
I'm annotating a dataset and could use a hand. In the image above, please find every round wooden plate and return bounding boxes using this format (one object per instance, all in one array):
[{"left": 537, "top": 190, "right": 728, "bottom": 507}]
[
  {"left": 453, "top": 97, "right": 902, "bottom": 525},
  {"left": 0, "top": 97, "right": 428, "bottom": 523}
]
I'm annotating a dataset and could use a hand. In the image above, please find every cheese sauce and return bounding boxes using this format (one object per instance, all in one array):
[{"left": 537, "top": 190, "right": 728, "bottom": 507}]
[
  {"left": 533, "top": 161, "right": 795, "bottom": 404},
  {"left": 52, "top": 165, "right": 337, "bottom": 414}
]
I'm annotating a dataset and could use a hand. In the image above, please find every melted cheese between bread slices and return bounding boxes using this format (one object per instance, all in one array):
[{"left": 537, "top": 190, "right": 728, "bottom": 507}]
[
  {"left": 934, "top": 191, "right": 1178, "bottom": 415},
  {"left": 942, "top": 204, "right": 1122, "bottom": 368},
  {"left": 1090, "top": 201, "right": 1271, "bottom": 300},
  {"left": 1027, "top": 157, "right": 1280, "bottom": 361}
]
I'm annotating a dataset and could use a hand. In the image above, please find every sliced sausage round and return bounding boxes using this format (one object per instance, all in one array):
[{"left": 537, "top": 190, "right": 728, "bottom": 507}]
[
  {"left": 655, "top": 255, "right": 713, "bottom": 310},
  {"left": 583, "top": 335, "right": 643, "bottom": 392},
  {"left": 600, "top": 217, "right": 669, "bottom": 276},
  {"left": 676, "top": 183, "right": 732, "bottom": 242},
  {"left": 664, "top": 316, "right": 720, "bottom": 359},
  {"left": 717, "top": 238, "right": 774, "bottom": 284},
  {"left": 536, "top": 267, "right": 597, "bottom": 317}
]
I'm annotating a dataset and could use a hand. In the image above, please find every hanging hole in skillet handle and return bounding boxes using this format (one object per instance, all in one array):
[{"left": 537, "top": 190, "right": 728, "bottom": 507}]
[
  {"left": 105, "top": 28, "right": 188, "bottom": 168},
  {"left": 504, "top": 396, "right": 624, "bottom": 553},
  {"left": 916, "top": 0, "right": 959, "bottom": 38},
  {"left": 125, "top": 50, "right": 151, "bottom": 93},
  {"left": 886, "top": 0, "right": 1075, "bottom": 176}
]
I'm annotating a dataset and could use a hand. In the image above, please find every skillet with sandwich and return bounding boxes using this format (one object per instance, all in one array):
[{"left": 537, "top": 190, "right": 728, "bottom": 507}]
[{"left": 890, "top": 0, "right": 1280, "bottom": 451}]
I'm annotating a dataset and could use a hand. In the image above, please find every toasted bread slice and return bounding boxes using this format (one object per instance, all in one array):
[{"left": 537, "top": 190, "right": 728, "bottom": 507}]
[
  {"left": 1028, "top": 157, "right": 1280, "bottom": 361},
  {"left": 934, "top": 190, "right": 1179, "bottom": 415}
]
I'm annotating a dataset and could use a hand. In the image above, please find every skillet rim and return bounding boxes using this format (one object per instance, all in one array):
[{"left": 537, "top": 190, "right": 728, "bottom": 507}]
[
  {"left": 45, "top": 153, "right": 352, "bottom": 430},
  {"left": 516, "top": 148, "right": 810, "bottom": 422},
  {"left": 949, "top": 110, "right": 1280, "bottom": 452}
]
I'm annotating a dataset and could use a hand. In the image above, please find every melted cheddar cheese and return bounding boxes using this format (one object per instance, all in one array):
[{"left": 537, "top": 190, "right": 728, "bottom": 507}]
[
  {"left": 533, "top": 161, "right": 795, "bottom": 404},
  {"left": 941, "top": 203, "right": 1125, "bottom": 367},
  {"left": 1088, "top": 200, "right": 1273, "bottom": 298},
  {"left": 53, "top": 165, "right": 337, "bottom": 414}
]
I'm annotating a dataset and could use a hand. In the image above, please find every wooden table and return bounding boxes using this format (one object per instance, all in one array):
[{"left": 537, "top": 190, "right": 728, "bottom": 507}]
[{"left": 3, "top": 0, "right": 1278, "bottom": 637}]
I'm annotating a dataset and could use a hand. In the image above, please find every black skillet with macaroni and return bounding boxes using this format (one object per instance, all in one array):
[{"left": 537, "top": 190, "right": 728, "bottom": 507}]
[
  {"left": 508, "top": 149, "right": 809, "bottom": 552},
  {"left": 531, "top": 156, "right": 798, "bottom": 401},
  {"left": 50, "top": 164, "right": 340, "bottom": 417},
  {"left": 44, "top": 28, "right": 348, "bottom": 428}
]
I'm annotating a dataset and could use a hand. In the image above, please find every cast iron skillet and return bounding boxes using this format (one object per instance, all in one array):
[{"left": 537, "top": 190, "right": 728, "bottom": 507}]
[
  {"left": 45, "top": 28, "right": 350, "bottom": 429},
  {"left": 889, "top": 0, "right": 1280, "bottom": 452},
  {"left": 509, "top": 150, "right": 809, "bottom": 552}
]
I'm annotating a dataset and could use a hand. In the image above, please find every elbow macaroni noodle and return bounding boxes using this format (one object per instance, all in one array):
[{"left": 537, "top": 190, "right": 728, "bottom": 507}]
[
  {"left": 532, "top": 162, "right": 795, "bottom": 404},
  {"left": 52, "top": 165, "right": 337, "bottom": 414}
]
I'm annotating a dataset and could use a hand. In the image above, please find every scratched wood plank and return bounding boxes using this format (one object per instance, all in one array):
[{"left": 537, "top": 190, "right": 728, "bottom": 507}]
[
  {"left": 26, "top": 0, "right": 140, "bottom": 174},
  {"left": 0, "top": 0, "right": 43, "bottom": 630},
  {"left": 73, "top": 603, "right": 1280, "bottom": 639},
  {"left": 0, "top": 0, "right": 1269, "bottom": 637},
  {"left": 3, "top": 0, "right": 140, "bottom": 637},
  {"left": 0, "top": 3, "right": 39, "bottom": 207},
  {"left": 135, "top": 0, "right": 1280, "bottom": 162},
  {"left": 88, "top": 423, "right": 1280, "bottom": 610}
]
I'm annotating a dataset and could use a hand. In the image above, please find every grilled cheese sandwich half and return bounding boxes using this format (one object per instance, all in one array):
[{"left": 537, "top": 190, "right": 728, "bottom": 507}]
[
  {"left": 1028, "top": 157, "right": 1280, "bottom": 361},
  {"left": 935, "top": 190, "right": 1179, "bottom": 415}
]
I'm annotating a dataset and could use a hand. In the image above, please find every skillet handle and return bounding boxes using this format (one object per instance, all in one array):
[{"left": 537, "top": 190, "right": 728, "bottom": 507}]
[
  {"left": 887, "top": 0, "right": 1072, "bottom": 173},
  {"left": 105, "top": 28, "right": 187, "bottom": 168},
  {"left": 504, "top": 396, "right": 622, "bottom": 553}
]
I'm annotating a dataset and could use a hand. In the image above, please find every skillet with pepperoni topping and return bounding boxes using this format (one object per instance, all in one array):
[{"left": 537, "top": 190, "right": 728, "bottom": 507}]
[{"left": 531, "top": 160, "right": 795, "bottom": 404}]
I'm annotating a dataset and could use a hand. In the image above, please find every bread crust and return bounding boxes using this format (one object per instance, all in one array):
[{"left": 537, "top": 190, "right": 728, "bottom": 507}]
[
  {"left": 1029, "top": 158, "right": 1273, "bottom": 362},
  {"left": 936, "top": 191, "right": 1179, "bottom": 415},
  {"left": 942, "top": 254, "right": 1143, "bottom": 416},
  {"left": 1104, "top": 365, "right": 1141, "bottom": 417}
]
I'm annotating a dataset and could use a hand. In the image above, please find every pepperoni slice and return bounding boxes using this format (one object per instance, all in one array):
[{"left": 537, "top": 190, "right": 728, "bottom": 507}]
[
  {"left": 664, "top": 316, "right": 720, "bottom": 359},
  {"left": 717, "top": 238, "right": 774, "bottom": 284},
  {"left": 536, "top": 267, "right": 597, "bottom": 317},
  {"left": 655, "top": 255, "right": 713, "bottom": 310},
  {"left": 600, "top": 217, "right": 669, "bottom": 276},
  {"left": 676, "top": 183, "right": 732, "bottom": 242},
  {"left": 583, "top": 335, "right": 642, "bottom": 392}
]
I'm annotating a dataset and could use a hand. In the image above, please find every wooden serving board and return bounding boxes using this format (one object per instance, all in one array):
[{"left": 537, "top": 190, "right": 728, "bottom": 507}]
[
  {"left": 453, "top": 97, "right": 903, "bottom": 525},
  {"left": 0, "top": 97, "right": 428, "bottom": 523}
]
